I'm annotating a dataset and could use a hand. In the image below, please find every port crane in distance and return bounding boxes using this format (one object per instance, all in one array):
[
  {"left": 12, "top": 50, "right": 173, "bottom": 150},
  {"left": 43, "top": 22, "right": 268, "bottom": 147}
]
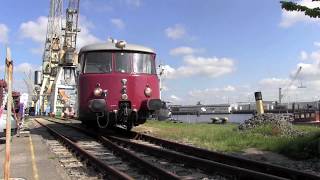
[
  {"left": 35, "top": 0, "right": 80, "bottom": 116},
  {"left": 278, "top": 66, "right": 306, "bottom": 104}
]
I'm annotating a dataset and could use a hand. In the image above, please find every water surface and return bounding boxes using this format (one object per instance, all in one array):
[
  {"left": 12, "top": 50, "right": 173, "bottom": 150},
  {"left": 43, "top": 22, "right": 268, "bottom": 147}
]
[{"left": 172, "top": 114, "right": 253, "bottom": 124}]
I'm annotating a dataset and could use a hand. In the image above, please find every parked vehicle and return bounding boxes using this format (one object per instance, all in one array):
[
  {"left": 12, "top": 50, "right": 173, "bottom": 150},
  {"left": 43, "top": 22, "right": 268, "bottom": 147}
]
[{"left": 0, "top": 110, "right": 17, "bottom": 137}]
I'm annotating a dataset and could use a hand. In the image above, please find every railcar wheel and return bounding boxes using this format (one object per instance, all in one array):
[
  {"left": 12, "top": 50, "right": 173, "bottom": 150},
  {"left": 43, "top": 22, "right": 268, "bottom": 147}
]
[
  {"left": 108, "top": 112, "right": 117, "bottom": 128},
  {"left": 82, "top": 120, "right": 92, "bottom": 127},
  {"left": 81, "top": 117, "right": 96, "bottom": 128},
  {"left": 126, "top": 116, "right": 133, "bottom": 131},
  {"left": 81, "top": 118, "right": 88, "bottom": 126}
]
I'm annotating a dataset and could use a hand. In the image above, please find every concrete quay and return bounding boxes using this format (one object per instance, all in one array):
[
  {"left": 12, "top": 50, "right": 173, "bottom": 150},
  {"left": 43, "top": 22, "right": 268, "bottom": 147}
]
[{"left": 0, "top": 119, "right": 68, "bottom": 180}]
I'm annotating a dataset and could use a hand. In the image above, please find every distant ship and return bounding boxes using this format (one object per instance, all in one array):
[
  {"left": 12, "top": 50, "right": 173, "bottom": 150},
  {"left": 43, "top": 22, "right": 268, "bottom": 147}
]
[{"left": 293, "top": 109, "right": 320, "bottom": 124}]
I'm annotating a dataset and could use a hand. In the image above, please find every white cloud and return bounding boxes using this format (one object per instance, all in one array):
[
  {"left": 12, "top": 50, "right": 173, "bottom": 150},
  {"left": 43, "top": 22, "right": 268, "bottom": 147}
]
[
  {"left": 15, "top": 63, "right": 40, "bottom": 74},
  {"left": 160, "top": 84, "right": 169, "bottom": 92},
  {"left": 20, "top": 16, "right": 48, "bottom": 44},
  {"left": 163, "top": 55, "right": 235, "bottom": 79},
  {"left": 0, "top": 62, "right": 41, "bottom": 74},
  {"left": 170, "top": 95, "right": 181, "bottom": 102},
  {"left": 297, "top": 62, "right": 320, "bottom": 80},
  {"left": 12, "top": 79, "right": 28, "bottom": 93},
  {"left": 300, "top": 50, "right": 308, "bottom": 61},
  {"left": 161, "top": 64, "right": 176, "bottom": 77},
  {"left": 259, "top": 78, "right": 290, "bottom": 88},
  {"left": 77, "top": 16, "right": 102, "bottom": 48},
  {"left": 223, "top": 85, "right": 236, "bottom": 92},
  {"left": 19, "top": 16, "right": 48, "bottom": 54},
  {"left": 163, "top": 43, "right": 320, "bottom": 104},
  {"left": 314, "top": 41, "right": 320, "bottom": 47},
  {"left": 293, "top": 49, "right": 320, "bottom": 80},
  {"left": 110, "top": 18, "right": 125, "bottom": 29},
  {"left": 0, "top": 23, "right": 9, "bottom": 43},
  {"left": 189, "top": 86, "right": 236, "bottom": 97},
  {"left": 165, "top": 24, "right": 186, "bottom": 40},
  {"left": 186, "top": 85, "right": 243, "bottom": 104},
  {"left": 0, "top": 62, "right": 40, "bottom": 93},
  {"left": 257, "top": 46, "right": 320, "bottom": 102},
  {"left": 20, "top": 16, "right": 102, "bottom": 53},
  {"left": 280, "top": 0, "right": 320, "bottom": 27},
  {"left": 170, "top": 46, "right": 204, "bottom": 56}
]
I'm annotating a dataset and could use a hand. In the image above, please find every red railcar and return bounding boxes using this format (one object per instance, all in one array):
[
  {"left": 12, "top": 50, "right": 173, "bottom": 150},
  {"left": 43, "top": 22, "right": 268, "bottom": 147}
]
[{"left": 78, "top": 41, "right": 162, "bottom": 130}]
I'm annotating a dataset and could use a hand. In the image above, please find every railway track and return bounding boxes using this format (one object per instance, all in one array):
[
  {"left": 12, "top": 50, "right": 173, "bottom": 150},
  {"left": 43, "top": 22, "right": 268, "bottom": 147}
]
[
  {"left": 35, "top": 117, "right": 320, "bottom": 180},
  {"left": 36, "top": 118, "right": 228, "bottom": 179},
  {"left": 120, "top": 129, "right": 320, "bottom": 180}
]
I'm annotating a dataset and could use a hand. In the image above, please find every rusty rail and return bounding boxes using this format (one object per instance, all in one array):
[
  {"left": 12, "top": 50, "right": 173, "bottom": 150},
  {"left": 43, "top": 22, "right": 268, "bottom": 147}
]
[
  {"left": 45, "top": 118, "right": 288, "bottom": 180},
  {"left": 44, "top": 117, "right": 320, "bottom": 180},
  {"left": 127, "top": 130, "right": 319, "bottom": 180},
  {"left": 107, "top": 135, "right": 287, "bottom": 180},
  {"left": 43, "top": 118, "right": 181, "bottom": 179},
  {"left": 35, "top": 119, "right": 134, "bottom": 180}
]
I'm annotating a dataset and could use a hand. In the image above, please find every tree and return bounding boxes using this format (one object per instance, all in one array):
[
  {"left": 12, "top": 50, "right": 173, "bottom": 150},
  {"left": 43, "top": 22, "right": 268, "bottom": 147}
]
[{"left": 281, "top": 0, "right": 320, "bottom": 18}]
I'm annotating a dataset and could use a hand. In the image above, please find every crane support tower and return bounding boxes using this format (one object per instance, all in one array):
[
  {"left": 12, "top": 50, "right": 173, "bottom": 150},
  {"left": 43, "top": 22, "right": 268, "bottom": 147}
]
[
  {"left": 37, "top": 0, "right": 80, "bottom": 116},
  {"left": 279, "top": 66, "right": 303, "bottom": 104}
]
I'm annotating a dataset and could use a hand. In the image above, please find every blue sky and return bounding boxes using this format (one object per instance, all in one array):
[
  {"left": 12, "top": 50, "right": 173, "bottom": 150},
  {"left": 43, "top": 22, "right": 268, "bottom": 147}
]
[{"left": 0, "top": 0, "right": 320, "bottom": 104}]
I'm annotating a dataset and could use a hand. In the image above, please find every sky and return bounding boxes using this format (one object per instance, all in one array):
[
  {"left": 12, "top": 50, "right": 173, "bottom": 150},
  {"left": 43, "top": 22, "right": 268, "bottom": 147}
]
[{"left": 0, "top": 0, "right": 320, "bottom": 105}]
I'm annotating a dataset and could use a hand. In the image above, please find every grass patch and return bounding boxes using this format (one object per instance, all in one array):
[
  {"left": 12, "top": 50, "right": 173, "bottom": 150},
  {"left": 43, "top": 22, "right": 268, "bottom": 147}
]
[
  {"left": 278, "top": 131, "right": 320, "bottom": 159},
  {"left": 48, "top": 156, "right": 56, "bottom": 160},
  {"left": 134, "top": 120, "right": 320, "bottom": 159}
]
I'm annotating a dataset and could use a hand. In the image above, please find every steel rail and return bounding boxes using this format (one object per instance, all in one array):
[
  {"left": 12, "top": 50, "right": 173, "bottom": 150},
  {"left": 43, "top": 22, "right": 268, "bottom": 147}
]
[
  {"left": 98, "top": 136, "right": 182, "bottom": 179},
  {"left": 107, "top": 135, "right": 288, "bottom": 180},
  {"left": 127, "top": 130, "right": 320, "bottom": 180},
  {"left": 45, "top": 117, "right": 319, "bottom": 180},
  {"left": 43, "top": 118, "right": 182, "bottom": 180},
  {"left": 34, "top": 119, "right": 134, "bottom": 180}
]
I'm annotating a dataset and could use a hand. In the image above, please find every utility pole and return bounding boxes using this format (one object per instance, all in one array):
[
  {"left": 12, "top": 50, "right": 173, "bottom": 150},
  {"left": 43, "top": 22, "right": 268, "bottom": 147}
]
[
  {"left": 4, "top": 47, "right": 13, "bottom": 180},
  {"left": 279, "top": 88, "right": 282, "bottom": 104}
]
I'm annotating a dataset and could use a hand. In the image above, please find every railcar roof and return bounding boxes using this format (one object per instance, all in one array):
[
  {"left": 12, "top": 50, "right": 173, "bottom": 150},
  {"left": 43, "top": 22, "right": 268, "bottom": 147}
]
[{"left": 79, "top": 42, "right": 155, "bottom": 54}]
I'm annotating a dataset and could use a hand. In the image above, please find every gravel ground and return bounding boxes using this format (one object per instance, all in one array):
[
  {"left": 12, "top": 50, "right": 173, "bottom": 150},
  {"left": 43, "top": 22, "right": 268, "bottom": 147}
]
[
  {"left": 237, "top": 113, "right": 320, "bottom": 176},
  {"left": 238, "top": 113, "right": 303, "bottom": 137},
  {"left": 234, "top": 148, "right": 320, "bottom": 177}
]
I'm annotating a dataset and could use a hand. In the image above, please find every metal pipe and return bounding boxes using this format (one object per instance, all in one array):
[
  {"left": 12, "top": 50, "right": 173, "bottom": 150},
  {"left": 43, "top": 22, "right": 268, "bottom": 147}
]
[{"left": 255, "top": 92, "right": 264, "bottom": 115}]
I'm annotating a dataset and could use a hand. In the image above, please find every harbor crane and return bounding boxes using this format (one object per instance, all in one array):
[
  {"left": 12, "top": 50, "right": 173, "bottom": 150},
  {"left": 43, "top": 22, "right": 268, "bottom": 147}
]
[
  {"left": 36, "top": 0, "right": 80, "bottom": 116},
  {"left": 158, "top": 64, "right": 165, "bottom": 99},
  {"left": 278, "top": 66, "right": 305, "bottom": 104}
]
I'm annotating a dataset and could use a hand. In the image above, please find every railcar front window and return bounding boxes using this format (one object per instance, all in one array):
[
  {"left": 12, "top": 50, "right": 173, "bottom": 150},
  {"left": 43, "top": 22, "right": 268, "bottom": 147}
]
[
  {"left": 133, "top": 53, "right": 155, "bottom": 74},
  {"left": 84, "top": 52, "right": 112, "bottom": 73},
  {"left": 115, "top": 53, "right": 131, "bottom": 73}
]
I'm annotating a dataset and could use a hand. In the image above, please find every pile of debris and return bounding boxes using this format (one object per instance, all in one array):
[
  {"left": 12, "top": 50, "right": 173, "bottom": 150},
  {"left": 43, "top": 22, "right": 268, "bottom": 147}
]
[{"left": 238, "top": 113, "right": 303, "bottom": 137}]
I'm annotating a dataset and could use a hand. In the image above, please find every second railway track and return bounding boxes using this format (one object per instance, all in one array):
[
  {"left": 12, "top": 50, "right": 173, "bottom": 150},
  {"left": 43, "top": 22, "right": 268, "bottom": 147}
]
[{"left": 36, "top": 117, "right": 320, "bottom": 180}]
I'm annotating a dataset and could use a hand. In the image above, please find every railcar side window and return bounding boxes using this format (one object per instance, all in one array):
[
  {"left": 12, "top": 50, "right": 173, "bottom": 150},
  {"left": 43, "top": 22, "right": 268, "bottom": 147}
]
[
  {"left": 133, "top": 53, "right": 156, "bottom": 74},
  {"left": 115, "top": 53, "right": 131, "bottom": 73},
  {"left": 84, "top": 52, "right": 112, "bottom": 73}
]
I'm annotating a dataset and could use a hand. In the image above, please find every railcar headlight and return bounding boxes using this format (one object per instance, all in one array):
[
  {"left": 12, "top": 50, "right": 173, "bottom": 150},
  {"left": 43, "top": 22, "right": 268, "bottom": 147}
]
[
  {"left": 121, "top": 79, "right": 127, "bottom": 85},
  {"left": 121, "top": 94, "right": 128, "bottom": 100},
  {"left": 93, "top": 87, "right": 103, "bottom": 97},
  {"left": 144, "top": 87, "right": 152, "bottom": 97}
]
